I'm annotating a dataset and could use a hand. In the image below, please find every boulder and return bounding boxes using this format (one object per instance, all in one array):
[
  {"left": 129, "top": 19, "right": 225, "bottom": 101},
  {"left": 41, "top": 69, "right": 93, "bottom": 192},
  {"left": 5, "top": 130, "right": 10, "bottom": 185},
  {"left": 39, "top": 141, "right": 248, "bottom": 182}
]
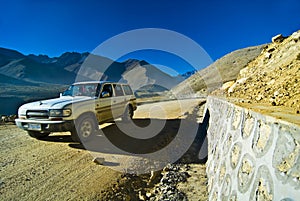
[{"left": 272, "top": 34, "right": 286, "bottom": 43}]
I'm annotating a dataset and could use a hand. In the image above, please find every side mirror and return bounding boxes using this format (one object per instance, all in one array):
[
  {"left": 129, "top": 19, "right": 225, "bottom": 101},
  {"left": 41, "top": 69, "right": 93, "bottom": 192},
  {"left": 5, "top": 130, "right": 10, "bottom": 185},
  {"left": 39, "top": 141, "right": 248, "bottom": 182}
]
[{"left": 101, "top": 91, "right": 110, "bottom": 98}]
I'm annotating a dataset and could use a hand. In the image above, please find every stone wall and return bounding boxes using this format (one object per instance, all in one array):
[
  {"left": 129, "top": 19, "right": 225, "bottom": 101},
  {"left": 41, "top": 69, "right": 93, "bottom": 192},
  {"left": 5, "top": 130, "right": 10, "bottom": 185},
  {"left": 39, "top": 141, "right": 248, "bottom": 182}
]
[{"left": 205, "top": 96, "right": 300, "bottom": 201}]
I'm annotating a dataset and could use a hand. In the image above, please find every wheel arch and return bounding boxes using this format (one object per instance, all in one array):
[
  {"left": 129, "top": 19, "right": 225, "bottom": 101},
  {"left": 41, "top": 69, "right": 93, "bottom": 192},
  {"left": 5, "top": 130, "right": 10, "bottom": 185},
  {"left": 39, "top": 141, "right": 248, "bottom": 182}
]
[
  {"left": 126, "top": 103, "right": 134, "bottom": 110},
  {"left": 76, "top": 111, "right": 98, "bottom": 122}
]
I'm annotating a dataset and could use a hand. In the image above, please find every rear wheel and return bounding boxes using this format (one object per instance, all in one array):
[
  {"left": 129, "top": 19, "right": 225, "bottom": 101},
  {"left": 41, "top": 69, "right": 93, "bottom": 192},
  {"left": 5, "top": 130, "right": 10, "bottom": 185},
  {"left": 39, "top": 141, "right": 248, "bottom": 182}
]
[
  {"left": 122, "top": 105, "right": 133, "bottom": 122},
  {"left": 73, "top": 114, "right": 98, "bottom": 143},
  {"left": 27, "top": 131, "right": 50, "bottom": 139}
]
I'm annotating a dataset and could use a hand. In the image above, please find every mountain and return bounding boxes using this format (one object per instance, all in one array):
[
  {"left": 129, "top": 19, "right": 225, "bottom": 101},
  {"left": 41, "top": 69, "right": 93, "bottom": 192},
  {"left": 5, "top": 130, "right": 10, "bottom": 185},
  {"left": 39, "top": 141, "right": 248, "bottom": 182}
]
[
  {"left": 0, "top": 48, "right": 78, "bottom": 85},
  {"left": 0, "top": 47, "right": 183, "bottom": 89},
  {"left": 0, "top": 47, "right": 185, "bottom": 114},
  {"left": 171, "top": 44, "right": 266, "bottom": 97},
  {"left": 120, "top": 59, "right": 183, "bottom": 90},
  {"left": 67, "top": 56, "right": 184, "bottom": 91}
]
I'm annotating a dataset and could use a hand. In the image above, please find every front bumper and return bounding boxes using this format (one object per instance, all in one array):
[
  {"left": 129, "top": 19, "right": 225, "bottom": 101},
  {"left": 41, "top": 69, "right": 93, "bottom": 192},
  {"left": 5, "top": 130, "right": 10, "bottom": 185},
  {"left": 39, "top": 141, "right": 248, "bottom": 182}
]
[{"left": 15, "top": 119, "right": 74, "bottom": 132}]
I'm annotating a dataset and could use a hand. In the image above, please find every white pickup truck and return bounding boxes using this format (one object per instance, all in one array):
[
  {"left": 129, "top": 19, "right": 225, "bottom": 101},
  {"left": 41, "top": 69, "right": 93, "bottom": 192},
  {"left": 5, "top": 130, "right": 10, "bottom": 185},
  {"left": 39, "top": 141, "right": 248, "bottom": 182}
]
[{"left": 15, "top": 81, "right": 137, "bottom": 142}]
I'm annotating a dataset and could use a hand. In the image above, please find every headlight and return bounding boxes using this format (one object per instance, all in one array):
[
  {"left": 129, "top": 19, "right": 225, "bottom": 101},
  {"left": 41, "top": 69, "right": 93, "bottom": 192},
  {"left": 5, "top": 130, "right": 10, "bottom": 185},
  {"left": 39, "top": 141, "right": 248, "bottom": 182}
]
[
  {"left": 49, "top": 109, "right": 72, "bottom": 117},
  {"left": 18, "top": 108, "right": 26, "bottom": 116}
]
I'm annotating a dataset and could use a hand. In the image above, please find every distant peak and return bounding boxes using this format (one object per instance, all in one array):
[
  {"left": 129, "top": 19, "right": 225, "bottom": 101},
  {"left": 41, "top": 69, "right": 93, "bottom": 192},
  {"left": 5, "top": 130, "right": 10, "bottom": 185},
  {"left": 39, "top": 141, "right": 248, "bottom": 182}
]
[
  {"left": 28, "top": 54, "right": 50, "bottom": 58},
  {"left": 59, "top": 51, "right": 81, "bottom": 57},
  {"left": 139, "top": 60, "right": 149, "bottom": 66},
  {"left": 122, "top": 59, "right": 141, "bottom": 68},
  {"left": 124, "top": 58, "right": 140, "bottom": 63}
]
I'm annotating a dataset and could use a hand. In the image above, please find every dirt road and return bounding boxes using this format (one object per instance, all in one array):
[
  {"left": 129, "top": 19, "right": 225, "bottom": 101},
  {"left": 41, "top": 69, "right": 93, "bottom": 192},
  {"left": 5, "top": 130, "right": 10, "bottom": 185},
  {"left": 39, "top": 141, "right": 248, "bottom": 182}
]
[
  {"left": 0, "top": 98, "right": 205, "bottom": 200},
  {"left": 0, "top": 125, "right": 121, "bottom": 200}
]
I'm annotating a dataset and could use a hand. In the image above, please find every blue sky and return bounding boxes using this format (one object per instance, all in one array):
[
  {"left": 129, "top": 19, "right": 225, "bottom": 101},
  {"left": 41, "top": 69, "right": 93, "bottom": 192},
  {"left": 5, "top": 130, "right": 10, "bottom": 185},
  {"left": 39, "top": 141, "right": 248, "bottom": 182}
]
[{"left": 1, "top": 0, "right": 299, "bottom": 74}]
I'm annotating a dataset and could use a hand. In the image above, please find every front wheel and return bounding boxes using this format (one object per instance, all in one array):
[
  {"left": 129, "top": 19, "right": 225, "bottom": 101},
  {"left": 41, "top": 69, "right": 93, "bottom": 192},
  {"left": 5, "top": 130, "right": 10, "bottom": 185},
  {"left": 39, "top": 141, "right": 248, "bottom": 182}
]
[
  {"left": 28, "top": 131, "right": 50, "bottom": 139},
  {"left": 73, "top": 115, "right": 98, "bottom": 143}
]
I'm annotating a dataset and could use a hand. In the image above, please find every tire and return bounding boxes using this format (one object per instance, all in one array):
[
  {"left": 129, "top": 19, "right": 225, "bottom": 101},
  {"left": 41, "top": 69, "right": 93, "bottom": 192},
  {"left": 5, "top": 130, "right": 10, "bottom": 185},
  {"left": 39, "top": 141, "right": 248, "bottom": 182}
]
[
  {"left": 70, "top": 128, "right": 80, "bottom": 142},
  {"left": 73, "top": 114, "right": 98, "bottom": 143},
  {"left": 122, "top": 105, "right": 133, "bottom": 122},
  {"left": 28, "top": 131, "right": 50, "bottom": 139}
]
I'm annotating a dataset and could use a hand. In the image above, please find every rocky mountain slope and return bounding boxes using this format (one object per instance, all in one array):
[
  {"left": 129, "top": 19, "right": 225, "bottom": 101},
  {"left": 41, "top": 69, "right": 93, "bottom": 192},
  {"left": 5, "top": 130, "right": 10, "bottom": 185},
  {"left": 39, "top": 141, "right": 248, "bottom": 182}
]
[
  {"left": 171, "top": 44, "right": 266, "bottom": 97},
  {"left": 227, "top": 31, "right": 300, "bottom": 112}
]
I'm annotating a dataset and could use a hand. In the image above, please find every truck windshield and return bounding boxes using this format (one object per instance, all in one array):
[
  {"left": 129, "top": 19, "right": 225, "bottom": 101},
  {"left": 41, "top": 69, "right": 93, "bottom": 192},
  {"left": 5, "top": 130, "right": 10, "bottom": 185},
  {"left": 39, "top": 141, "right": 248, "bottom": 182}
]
[{"left": 62, "top": 83, "right": 100, "bottom": 97}]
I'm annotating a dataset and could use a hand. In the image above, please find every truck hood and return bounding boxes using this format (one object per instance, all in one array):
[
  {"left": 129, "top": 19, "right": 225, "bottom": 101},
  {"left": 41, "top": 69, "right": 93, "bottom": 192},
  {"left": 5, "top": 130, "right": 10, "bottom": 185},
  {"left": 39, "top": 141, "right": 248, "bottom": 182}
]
[{"left": 19, "top": 96, "right": 95, "bottom": 111}]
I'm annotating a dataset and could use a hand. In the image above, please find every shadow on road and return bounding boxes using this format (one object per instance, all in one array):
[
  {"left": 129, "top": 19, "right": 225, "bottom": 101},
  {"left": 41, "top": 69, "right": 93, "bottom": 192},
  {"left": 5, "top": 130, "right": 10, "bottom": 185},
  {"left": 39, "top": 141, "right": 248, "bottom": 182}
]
[
  {"left": 83, "top": 115, "right": 208, "bottom": 164},
  {"left": 41, "top": 135, "right": 74, "bottom": 143},
  {"left": 43, "top": 111, "right": 210, "bottom": 167}
]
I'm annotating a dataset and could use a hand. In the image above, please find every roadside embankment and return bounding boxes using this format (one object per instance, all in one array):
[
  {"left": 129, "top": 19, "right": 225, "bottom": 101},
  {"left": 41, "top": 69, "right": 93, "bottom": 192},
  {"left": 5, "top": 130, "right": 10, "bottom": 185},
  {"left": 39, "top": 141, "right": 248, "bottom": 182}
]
[{"left": 205, "top": 96, "right": 300, "bottom": 200}]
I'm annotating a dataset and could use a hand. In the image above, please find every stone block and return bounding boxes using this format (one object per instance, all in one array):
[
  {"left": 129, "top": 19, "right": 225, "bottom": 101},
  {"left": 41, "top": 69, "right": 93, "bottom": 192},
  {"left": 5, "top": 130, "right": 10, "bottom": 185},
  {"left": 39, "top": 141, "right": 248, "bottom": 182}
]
[
  {"left": 238, "top": 154, "right": 256, "bottom": 193},
  {"left": 252, "top": 121, "right": 273, "bottom": 157}
]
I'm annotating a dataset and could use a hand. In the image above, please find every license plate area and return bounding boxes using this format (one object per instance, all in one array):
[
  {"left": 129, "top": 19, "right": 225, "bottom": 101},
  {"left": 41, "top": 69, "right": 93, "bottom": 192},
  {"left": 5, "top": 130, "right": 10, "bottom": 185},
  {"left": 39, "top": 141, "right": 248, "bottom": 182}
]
[{"left": 28, "top": 123, "right": 41, "bottom": 131}]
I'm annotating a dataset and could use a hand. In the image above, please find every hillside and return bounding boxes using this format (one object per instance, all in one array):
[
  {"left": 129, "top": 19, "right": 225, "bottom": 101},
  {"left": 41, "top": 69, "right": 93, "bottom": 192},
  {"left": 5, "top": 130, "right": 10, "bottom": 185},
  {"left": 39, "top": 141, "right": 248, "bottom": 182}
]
[
  {"left": 121, "top": 60, "right": 183, "bottom": 90},
  {"left": 0, "top": 47, "right": 25, "bottom": 66},
  {"left": 227, "top": 31, "right": 300, "bottom": 112},
  {"left": 0, "top": 73, "right": 36, "bottom": 86},
  {"left": 0, "top": 57, "right": 77, "bottom": 84},
  {"left": 171, "top": 44, "right": 266, "bottom": 97}
]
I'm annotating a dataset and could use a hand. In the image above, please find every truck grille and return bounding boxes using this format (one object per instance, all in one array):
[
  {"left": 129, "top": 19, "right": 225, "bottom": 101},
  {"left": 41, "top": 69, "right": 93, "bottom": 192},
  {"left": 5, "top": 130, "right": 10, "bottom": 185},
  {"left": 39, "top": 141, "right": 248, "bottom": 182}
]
[{"left": 26, "top": 110, "right": 49, "bottom": 119}]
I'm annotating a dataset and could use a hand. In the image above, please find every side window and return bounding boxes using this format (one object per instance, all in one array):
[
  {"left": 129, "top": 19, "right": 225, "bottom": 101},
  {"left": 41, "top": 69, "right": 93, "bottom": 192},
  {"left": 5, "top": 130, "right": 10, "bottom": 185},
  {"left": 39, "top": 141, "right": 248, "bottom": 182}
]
[
  {"left": 113, "top": 84, "right": 124, "bottom": 96},
  {"left": 122, "top": 85, "right": 133, "bottom": 95},
  {"left": 101, "top": 84, "right": 113, "bottom": 98}
]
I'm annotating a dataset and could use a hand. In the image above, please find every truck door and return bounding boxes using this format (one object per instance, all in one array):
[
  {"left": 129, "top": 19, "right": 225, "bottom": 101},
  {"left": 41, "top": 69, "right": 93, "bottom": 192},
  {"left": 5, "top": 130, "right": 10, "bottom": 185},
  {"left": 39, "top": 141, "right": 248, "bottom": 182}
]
[
  {"left": 96, "top": 84, "right": 113, "bottom": 122},
  {"left": 112, "top": 84, "right": 126, "bottom": 118}
]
